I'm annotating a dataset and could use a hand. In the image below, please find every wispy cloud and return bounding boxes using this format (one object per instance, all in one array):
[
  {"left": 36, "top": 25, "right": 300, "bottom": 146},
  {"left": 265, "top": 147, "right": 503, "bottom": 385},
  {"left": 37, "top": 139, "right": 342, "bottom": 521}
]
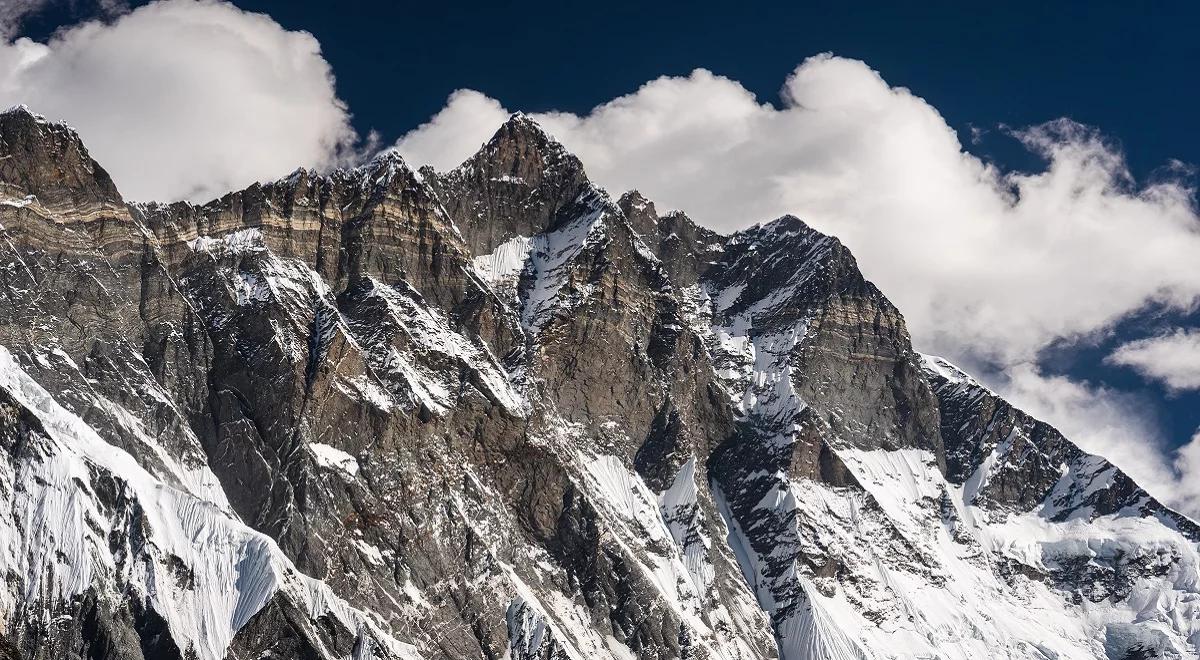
[
  {"left": 1107, "top": 328, "right": 1200, "bottom": 391},
  {"left": 0, "top": 0, "right": 48, "bottom": 38},
  {"left": 0, "top": 0, "right": 128, "bottom": 39}
]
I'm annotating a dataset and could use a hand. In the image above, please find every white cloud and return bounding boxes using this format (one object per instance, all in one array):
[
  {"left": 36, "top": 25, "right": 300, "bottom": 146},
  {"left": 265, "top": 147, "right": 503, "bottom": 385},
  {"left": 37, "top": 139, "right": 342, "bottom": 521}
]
[
  {"left": 394, "top": 55, "right": 1200, "bottom": 370},
  {"left": 997, "top": 365, "right": 1200, "bottom": 515},
  {"left": 394, "top": 89, "right": 508, "bottom": 173},
  {"left": 0, "top": 0, "right": 358, "bottom": 202},
  {"left": 1173, "top": 430, "right": 1200, "bottom": 517},
  {"left": 1107, "top": 328, "right": 1200, "bottom": 391}
]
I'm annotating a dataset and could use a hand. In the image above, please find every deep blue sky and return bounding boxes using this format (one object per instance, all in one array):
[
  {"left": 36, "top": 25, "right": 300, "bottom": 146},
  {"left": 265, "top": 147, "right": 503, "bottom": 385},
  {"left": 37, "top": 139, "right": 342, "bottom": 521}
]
[{"left": 19, "top": 0, "right": 1200, "bottom": 446}]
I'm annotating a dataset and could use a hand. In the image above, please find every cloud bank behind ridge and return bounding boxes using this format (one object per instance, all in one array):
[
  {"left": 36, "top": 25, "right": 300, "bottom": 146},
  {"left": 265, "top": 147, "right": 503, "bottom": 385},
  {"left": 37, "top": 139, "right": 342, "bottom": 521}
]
[
  {"left": 395, "top": 55, "right": 1200, "bottom": 513},
  {"left": 1, "top": 3, "right": 1198, "bottom": 515},
  {"left": 396, "top": 56, "right": 1200, "bottom": 370}
]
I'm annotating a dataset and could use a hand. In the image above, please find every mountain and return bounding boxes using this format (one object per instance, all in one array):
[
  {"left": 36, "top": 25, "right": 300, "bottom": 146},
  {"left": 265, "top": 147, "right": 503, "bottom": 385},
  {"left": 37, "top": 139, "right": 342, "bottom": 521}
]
[{"left": 0, "top": 104, "right": 1196, "bottom": 660}]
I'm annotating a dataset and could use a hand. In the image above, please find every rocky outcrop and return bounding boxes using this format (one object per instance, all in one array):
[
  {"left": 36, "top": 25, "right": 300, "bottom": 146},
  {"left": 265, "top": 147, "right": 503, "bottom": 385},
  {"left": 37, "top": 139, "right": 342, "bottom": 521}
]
[
  {"left": 0, "top": 106, "right": 122, "bottom": 210},
  {"left": 925, "top": 355, "right": 1200, "bottom": 534},
  {"left": 0, "top": 105, "right": 1197, "bottom": 660},
  {"left": 422, "top": 113, "right": 592, "bottom": 256},
  {"left": 617, "top": 191, "right": 723, "bottom": 288}
]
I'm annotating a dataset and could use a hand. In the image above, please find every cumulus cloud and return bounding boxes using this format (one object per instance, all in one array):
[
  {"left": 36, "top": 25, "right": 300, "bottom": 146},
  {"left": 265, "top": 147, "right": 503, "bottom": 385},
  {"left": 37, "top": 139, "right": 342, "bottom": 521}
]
[
  {"left": 0, "top": 0, "right": 359, "bottom": 202},
  {"left": 998, "top": 365, "right": 1200, "bottom": 515},
  {"left": 395, "top": 55, "right": 1200, "bottom": 369},
  {"left": 1106, "top": 328, "right": 1200, "bottom": 391},
  {"left": 396, "top": 89, "right": 508, "bottom": 173}
]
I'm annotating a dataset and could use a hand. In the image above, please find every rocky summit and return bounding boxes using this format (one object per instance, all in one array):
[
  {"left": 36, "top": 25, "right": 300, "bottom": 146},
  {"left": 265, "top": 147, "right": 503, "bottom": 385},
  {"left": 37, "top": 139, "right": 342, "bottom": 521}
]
[{"left": 0, "top": 104, "right": 1196, "bottom": 660}]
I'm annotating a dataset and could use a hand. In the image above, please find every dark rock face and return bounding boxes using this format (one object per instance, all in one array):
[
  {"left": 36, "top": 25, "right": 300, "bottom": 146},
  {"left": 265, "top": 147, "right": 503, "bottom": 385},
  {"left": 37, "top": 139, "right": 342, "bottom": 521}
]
[
  {"left": 423, "top": 114, "right": 592, "bottom": 256},
  {"left": 0, "top": 105, "right": 1197, "bottom": 660},
  {"left": 925, "top": 356, "right": 1200, "bottom": 534},
  {"left": 0, "top": 107, "right": 122, "bottom": 209},
  {"left": 617, "top": 191, "right": 724, "bottom": 288},
  {"left": 711, "top": 217, "right": 944, "bottom": 462},
  {"left": 225, "top": 596, "right": 360, "bottom": 660}
]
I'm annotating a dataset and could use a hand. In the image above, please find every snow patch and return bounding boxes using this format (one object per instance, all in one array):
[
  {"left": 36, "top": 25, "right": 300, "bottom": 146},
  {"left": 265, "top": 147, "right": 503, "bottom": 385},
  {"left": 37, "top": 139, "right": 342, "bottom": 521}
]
[
  {"left": 188, "top": 227, "right": 264, "bottom": 253},
  {"left": 473, "top": 234, "right": 540, "bottom": 285},
  {"left": 308, "top": 443, "right": 360, "bottom": 476}
]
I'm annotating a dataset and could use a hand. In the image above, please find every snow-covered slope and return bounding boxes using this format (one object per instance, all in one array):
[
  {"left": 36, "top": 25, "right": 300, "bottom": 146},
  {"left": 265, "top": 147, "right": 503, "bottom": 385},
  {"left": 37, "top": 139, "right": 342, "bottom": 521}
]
[
  {"left": 0, "top": 105, "right": 1196, "bottom": 660},
  {"left": 0, "top": 346, "right": 416, "bottom": 660}
]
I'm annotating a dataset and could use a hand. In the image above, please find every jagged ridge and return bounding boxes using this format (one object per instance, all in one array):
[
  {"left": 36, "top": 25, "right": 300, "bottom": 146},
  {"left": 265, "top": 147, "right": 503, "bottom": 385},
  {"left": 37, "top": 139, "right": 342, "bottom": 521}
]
[{"left": 0, "top": 104, "right": 1196, "bottom": 660}]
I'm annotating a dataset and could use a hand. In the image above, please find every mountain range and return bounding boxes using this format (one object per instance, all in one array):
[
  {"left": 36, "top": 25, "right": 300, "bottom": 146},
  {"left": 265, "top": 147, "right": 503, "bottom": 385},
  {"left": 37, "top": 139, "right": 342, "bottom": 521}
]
[{"left": 0, "top": 105, "right": 1196, "bottom": 660}]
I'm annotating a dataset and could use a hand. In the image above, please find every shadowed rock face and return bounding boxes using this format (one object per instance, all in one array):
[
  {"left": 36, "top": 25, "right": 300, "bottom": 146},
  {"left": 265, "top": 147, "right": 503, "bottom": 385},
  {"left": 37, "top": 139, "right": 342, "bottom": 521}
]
[
  {"left": 423, "top": 113, "right": 593, "bottom": 257},
  {"left": 0, "top": 107, "right": 122, "bottom": 209},
  {"left": 616, "top": 191, "right": 725, "bottom": 289},
  {"left": 0, "top": 105, "right": 1198, "bottom": 660},
  {"left": 926, "top": 356, "right": 1200, "bottom": 535}
]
